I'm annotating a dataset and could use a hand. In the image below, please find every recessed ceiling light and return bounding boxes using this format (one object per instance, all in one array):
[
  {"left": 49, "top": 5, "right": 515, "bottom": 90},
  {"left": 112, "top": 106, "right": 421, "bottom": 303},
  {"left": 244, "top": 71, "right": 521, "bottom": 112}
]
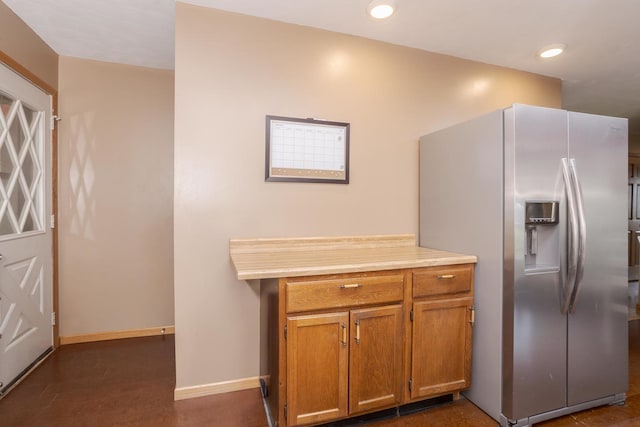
[
  {"left": 538, "top": 44, "right": 566, "bottom": 59},
  {"left": 368, "top": 0, "right": 397, "bottom": 19}
]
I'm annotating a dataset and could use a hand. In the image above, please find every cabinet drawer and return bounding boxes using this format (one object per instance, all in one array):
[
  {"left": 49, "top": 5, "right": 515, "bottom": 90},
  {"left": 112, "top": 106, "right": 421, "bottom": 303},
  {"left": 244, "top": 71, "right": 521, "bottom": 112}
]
[
  {"left": 412, "top": 265, "right": 472, "bottom": 298},
  {"left": 286, "top": 274, "right": 404, "bottom": 313}
]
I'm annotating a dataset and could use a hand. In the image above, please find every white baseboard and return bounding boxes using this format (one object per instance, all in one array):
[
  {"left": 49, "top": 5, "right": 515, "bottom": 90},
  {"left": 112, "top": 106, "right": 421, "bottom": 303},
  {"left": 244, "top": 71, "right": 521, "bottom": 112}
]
[
  {"left": 174, "top": 376, "right": 261, "bottom": 401},
  {"left": 59, "top": 326, "right": 175, "bottom": 345}
]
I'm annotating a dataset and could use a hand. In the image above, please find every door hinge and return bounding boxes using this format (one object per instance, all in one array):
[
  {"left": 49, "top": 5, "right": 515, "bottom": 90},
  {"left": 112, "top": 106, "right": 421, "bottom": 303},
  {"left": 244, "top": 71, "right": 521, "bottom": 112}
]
[
  {"left": 50, "top": 214, "right": 55, "bottom": 229},
  {"left": 408, "top": 379, "right": 413, "bottom": 392},
  {"left": 284, "top": 325, "right": 287, "bottom": 340},
  {"left": 410, "top": 309, "right": 414, "bottom": 322},
  {"left": 284, "top": 403, "right": 287, "bottom": 420},
  {"left": 50, "top": 115, "right": 61, "bottom": 130},
  {"left": 469, "top": 306, "right": 475, "bottom": 325},
  {"left": 51, "top": 312, "right": 56, "bottom": 326}
]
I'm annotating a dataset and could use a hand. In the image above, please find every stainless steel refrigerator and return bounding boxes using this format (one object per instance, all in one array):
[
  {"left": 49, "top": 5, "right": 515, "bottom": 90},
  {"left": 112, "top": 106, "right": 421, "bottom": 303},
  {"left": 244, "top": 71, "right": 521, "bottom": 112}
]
[{"left": 419, "top": 104, "right": 628, "bottom": 427}]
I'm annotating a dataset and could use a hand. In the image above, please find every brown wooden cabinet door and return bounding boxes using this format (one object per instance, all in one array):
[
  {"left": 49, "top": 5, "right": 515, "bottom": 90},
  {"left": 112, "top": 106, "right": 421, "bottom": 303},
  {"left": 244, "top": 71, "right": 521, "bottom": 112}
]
[
  {"left": 411, "top": 297, "right": 473, "bottom": 399},
  {"left": 349, "top": 305, "right": 404, "bottom": 415},
  {"left": 287, "top": 312, "right": 349, "bottom": 426}
]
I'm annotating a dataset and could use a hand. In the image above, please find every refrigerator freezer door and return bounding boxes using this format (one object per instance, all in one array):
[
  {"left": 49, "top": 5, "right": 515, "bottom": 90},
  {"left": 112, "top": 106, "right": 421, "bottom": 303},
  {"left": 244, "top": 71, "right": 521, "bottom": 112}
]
[
  {"left": 566, "top": 112, "right": 628, "bottom": 406},
  {"left": 503, "top": 105, "right": 568, "bottom": 420}
]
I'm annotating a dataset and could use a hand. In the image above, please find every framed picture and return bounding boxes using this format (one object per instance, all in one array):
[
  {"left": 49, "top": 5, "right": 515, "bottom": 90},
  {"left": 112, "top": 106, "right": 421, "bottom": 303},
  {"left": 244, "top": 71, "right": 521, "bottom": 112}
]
[{"left": 265, "top": 115, "right": 350, "bottom": 184}]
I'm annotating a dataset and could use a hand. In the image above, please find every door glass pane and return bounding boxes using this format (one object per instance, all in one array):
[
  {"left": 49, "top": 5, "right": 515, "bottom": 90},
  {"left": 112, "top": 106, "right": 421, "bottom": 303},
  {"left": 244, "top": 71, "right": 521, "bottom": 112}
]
[
  {"left": 0, "top": 90, "right": 43, "bottom": 238},
  {"left": 0, "top": 93, "right": 12, "bottom": 190},
  {"left": 0, "top": 93, "right": 12, "bottom": 235},
  {"left": 8, "top": 185, "right": 25, "bottom": 227},
  {"left": 0, "top": 92, "right": 10, "bottom": 116},
  {"left": 23, "top": 213, "right": 35, "bottom": 232},
  {"left": 0, "top": 211, "right": 14, "bottom": 234},
  {"left": 9, "top": 105, "right": 27, "bottom": 155},
  {"left": 0, "top": 136, "right": 12, "bottom": 189},
  {"left": 22, "top": 148, "right": 36, "bottom": 189}
]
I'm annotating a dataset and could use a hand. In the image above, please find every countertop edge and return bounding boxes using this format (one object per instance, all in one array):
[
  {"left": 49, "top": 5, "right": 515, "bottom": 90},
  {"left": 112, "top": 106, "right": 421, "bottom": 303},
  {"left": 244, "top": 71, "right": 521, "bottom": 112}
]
[
  {"left": 234, "top": 255, "right": 478, "bottom": 281},
  {"left": 229, "top": 234, "right": 417, "bottom": 254}
]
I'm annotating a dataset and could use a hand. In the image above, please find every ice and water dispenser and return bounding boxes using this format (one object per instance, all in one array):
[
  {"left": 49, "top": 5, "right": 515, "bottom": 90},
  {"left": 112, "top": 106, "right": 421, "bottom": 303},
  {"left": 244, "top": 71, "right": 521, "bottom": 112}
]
[{"left": 525, "top": 201, "right": 560, "bottom": 272}]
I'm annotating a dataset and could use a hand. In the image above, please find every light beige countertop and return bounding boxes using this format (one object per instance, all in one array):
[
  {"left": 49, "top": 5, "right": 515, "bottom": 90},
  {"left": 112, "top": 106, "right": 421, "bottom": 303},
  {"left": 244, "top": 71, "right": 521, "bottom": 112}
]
[{"left": 229, "top": 234, "right": 477, "bottom": 280}]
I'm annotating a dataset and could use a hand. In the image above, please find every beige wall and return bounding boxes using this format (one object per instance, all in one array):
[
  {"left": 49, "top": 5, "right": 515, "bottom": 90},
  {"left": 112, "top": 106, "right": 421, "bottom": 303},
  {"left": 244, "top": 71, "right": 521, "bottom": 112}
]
[
  {"left": 58, "top": 56, "right": 174, "bottom": 337},
  {"left": 174, "top": 3, "right": 561, "bottom": 390},
  {"left": 0, "top": 1, "right": 58, "bottom": 90}
]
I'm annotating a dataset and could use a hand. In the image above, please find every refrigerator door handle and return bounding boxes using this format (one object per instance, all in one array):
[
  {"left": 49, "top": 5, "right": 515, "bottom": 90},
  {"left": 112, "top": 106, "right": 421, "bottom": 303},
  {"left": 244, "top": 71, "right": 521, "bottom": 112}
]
[
  {"left": 561, "top": 158, "right": 579, "bottom": 315},
  {"left": 567, "top": 158, "right": 586, "bottom": 313}
]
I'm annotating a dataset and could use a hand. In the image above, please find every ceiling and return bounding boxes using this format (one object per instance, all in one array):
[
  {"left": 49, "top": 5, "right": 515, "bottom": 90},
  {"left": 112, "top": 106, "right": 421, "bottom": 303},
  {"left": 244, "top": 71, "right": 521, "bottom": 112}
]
[{"left": 4, "top": 0, "right": 640, "bottom": 134}]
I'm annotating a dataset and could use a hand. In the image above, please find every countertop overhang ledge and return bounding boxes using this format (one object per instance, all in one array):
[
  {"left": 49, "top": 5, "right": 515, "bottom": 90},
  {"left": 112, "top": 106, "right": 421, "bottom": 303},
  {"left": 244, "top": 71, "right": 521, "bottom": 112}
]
[{"left": 229, "top": 234, "right": 477, "bottom": 280}]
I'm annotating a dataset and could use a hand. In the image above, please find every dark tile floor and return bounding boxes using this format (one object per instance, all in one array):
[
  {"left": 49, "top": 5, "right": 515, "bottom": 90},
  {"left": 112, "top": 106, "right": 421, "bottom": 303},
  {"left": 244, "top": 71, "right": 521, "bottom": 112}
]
[{"left": 1, "top": 321, "right": 640, "bottom": 426}]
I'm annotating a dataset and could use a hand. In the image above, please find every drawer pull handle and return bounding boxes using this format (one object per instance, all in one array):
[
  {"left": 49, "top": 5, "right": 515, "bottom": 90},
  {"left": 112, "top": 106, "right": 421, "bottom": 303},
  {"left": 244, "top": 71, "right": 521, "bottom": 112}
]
[
  {"left": 437, "top": 274, "right": 456, "bottom": 280},
  {"left": 355, "top": 320, "right": 360, "bottom": 344},
  {"left": 340, "top": 283, "right": 361, "bottom": 289},
  {"left": 341, "top": 323, "right": 347, "bottom": 347}
]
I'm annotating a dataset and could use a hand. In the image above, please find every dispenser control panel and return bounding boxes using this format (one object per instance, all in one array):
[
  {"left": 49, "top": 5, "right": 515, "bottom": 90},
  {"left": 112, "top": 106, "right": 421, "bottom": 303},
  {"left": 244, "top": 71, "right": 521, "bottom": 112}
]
[
  {"left": 524, "top": 201, "right": 560, "bottom": 273},
  {"left": 525, "top": 201, "right": 559, "bottom": 225}
]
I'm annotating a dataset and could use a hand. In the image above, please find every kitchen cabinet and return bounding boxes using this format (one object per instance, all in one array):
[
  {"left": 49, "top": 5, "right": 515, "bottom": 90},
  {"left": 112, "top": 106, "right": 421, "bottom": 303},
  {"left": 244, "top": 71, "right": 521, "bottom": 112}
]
[
  {"left": 409, "top": 265, "right": 474, "bottom": 400},
  {"left": 410, "top": 297, "right": 473, "bottom": 399},
  {"left": 286, "top": 312, "right": 349, "bottom": 426},
  {"left": 349, "top": 305, "right": 404, "bottom": 414},
  {"left": 285, "top": 272, "right": 405, "bottom": 425},
  {"left": 286, "top": 304, "right": 404, "bottom": 426},
  {"left": 278, "top": 266, "right": 474, "bottom": 426},
  {"left": 229, "top": 234, "right": 476, "bottom": 427}
]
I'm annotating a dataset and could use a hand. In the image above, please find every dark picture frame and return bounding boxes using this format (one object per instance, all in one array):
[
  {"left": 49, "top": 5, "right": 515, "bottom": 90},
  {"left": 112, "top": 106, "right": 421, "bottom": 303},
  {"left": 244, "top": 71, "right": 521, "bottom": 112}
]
[{"left": 265, "top": 115, "right": 350, "bottom": 184}]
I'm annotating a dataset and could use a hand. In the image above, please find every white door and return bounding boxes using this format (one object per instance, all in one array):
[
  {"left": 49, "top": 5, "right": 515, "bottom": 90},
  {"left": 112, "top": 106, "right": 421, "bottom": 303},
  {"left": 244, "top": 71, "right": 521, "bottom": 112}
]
[{"left": 0, "top": 62, "right": 52, "bottom": 394}]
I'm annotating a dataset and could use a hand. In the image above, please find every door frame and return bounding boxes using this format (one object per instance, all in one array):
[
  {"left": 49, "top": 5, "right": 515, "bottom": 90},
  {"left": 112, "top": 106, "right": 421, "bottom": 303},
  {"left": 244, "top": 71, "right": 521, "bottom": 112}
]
[
  {"left": 0, "top": 50, "right": 59, "bottom": 348},
  {"left": 629, "top": 154, "right": 640, "bottom": 266}
]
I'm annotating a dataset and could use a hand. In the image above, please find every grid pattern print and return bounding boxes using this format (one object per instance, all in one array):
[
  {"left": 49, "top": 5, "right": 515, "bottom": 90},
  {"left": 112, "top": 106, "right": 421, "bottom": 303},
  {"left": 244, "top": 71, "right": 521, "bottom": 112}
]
[{"left": 270, "top": 121, "right": 346, "bottom": 171}]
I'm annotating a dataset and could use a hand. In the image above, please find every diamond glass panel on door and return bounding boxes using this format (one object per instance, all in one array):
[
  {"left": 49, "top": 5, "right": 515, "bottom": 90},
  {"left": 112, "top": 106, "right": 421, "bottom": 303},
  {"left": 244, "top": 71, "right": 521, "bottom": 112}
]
[{"left": 0, "top": 91, "right": 43, "bottom": 238}]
